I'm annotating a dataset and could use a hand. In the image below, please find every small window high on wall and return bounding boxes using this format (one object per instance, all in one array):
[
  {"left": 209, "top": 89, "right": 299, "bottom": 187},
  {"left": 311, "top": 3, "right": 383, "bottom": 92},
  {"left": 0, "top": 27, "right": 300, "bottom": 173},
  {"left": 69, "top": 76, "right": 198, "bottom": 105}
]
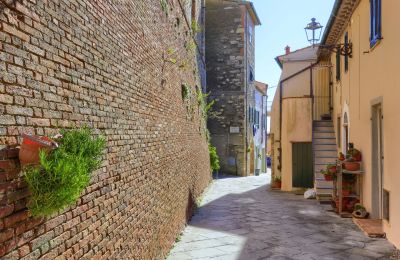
[{"left": 370, "top": 0, "right": 382, "bottom": 47}]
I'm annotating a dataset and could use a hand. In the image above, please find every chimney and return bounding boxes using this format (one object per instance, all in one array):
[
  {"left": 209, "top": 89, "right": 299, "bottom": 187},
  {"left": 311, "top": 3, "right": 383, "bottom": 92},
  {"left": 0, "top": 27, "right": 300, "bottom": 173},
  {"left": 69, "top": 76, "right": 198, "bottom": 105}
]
[{"left": 285, "top": 45, "right": 291, "bottom": 55}]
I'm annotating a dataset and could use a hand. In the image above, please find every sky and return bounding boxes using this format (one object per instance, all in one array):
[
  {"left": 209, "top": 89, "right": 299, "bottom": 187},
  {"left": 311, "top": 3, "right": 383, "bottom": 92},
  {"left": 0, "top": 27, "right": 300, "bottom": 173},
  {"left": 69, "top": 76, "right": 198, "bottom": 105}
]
[{"left": 252, "top": 0, "right": 335, "bottom": 113}]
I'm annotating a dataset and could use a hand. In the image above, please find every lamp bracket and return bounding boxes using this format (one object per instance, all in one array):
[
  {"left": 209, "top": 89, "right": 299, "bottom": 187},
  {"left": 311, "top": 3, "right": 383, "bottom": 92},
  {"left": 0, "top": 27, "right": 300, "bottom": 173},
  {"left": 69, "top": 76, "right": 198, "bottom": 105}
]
[{"left": 320, "top": 43, "right": 353, "bottom": 58}]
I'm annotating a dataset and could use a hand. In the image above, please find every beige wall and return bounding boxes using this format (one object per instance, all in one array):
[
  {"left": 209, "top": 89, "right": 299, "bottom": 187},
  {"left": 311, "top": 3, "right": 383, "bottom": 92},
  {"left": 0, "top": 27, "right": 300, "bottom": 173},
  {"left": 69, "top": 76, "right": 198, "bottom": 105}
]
[
  {"left": 270, "top": 54, "right": 316, "bottom": 189},
  {"left": 329, "top": 0, "right": 400, "bottom": 248},
  {"left": 281, "top": 98, "right": 312, "bottom": 191}
]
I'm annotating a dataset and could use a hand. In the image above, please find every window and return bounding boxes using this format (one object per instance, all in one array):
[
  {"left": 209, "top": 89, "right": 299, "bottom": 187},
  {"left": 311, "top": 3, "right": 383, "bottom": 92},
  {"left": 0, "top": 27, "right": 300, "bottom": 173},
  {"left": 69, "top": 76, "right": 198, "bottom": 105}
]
[
  {"left": 249, "top": 67, "right": 254, "bottom": 82},
  {"left": 248, "top": 24, "right": 253, "bottom": 43},
  {"left": 370, "top": 0, "right": 381, "bottom": 47},
  {"left": 336, "top": 50, "right": 341, "bottom": 81},
  {"left": 344, "top": 32, "right": 349, "bottom": 72}
]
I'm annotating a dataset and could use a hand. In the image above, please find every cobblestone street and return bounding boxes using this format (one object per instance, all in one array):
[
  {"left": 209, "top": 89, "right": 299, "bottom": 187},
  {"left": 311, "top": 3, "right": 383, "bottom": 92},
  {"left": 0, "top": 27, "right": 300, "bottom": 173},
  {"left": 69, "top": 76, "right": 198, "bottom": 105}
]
[{"left": 167, "top": 173, "right": 396, "bottom": 260}]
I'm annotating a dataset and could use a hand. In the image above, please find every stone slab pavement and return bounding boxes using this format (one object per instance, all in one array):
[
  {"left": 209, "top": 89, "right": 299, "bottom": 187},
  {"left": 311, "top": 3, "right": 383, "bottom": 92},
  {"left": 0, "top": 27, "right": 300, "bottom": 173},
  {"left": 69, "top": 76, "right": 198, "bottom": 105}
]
[{"left": 167, "top": 172, "right": 398, "bottom": 260}]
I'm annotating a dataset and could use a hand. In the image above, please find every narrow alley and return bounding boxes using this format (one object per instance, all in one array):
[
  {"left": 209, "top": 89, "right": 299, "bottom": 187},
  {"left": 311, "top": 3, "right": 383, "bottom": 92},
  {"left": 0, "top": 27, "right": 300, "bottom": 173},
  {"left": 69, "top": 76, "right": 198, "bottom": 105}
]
[{"left": 167, "top": 174, "right": 396, "bottom": 260}]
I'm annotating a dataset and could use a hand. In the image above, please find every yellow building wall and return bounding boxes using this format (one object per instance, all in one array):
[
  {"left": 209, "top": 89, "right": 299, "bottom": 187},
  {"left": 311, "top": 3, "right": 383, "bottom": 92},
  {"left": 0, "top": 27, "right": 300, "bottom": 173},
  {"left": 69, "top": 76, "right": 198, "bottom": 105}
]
[
  {"left": 329, "top": 0, "right": 400, "bottom": 248},
  {"left": 281, "top": 98, "right": 312, "bottom": 191}
]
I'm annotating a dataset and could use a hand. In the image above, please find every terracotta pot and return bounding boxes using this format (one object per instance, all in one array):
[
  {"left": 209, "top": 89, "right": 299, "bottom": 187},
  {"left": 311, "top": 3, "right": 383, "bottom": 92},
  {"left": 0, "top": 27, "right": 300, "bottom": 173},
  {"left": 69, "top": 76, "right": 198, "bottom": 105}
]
[
  {"left": 342, "top": 190, "right": 350, "bottom": 196},
  {"left": 324, "top": 174, "right": 334, "bottom": 181},
  {"left": 343, "top": 162, "right": 360, "bottom": 171},
  {"left": 19, "top": 134, "right": 55, "bottom": 167},
  {"left": 271, "top": 181, "right": 281, "bottom": 189},
  {"left": 328, "top": 166, "right": 337, "bottom": 174}
]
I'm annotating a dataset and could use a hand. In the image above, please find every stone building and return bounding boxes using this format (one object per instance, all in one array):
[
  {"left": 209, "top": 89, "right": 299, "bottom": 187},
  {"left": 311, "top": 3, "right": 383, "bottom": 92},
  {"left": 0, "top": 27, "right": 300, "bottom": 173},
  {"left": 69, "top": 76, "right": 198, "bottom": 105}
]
[
  {"left": 0, "top": 0, "right": 210, "bottom": 259},
  {"left": 205, "top": 0, "right": 261, "bottom": 176}
]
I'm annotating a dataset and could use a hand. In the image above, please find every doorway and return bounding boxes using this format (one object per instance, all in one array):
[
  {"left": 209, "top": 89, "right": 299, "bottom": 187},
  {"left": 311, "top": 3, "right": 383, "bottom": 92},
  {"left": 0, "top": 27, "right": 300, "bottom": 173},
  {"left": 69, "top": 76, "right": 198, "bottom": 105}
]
[
  {"left": 371, "top": 103, "right": 384, "bottom": 219},
  {"left": 292, "top": 142, "right": 313, "bottom": 188}
]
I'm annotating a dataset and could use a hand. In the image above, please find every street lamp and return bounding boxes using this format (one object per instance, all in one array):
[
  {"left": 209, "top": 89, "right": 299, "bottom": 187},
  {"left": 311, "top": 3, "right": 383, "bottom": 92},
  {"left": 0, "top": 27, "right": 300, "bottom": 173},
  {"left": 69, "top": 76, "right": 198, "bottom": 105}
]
[
  {"left": 305, "top": 18, "right": 352, "bottom": 57},
  {"left": 304, "top": 18, "right": 323, "bottom": 46}
]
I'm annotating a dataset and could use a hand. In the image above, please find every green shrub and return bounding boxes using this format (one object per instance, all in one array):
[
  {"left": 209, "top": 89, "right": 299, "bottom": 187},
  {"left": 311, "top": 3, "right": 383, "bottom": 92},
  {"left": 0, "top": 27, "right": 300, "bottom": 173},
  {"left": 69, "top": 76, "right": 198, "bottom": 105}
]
[
  {"left": 24, "top": 127, "right": 106, "bottom": 217},
  {"left": 208, "top": 143, "right": 220, "bottom": 172}
]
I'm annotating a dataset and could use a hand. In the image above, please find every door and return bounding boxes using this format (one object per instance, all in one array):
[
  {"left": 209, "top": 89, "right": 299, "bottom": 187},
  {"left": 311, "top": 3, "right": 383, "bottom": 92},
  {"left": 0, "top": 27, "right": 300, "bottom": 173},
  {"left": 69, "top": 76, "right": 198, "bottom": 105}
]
[
  {"left": 292, "top": 142, "right": 313, "bottom": 188},
  {"left": 371, "top": 104, "right": 384, "bottom": 219}
]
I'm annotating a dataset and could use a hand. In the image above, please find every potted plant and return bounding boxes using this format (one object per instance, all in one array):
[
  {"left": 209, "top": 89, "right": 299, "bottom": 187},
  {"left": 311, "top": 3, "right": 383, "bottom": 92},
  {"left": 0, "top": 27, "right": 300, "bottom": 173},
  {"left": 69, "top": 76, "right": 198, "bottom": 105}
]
[
  {"left": 343, "top": 159, "right": 361, "bottom": 171},
  {"left": 321, "top": 164, "right": 336, "bottom": 181},
  {"left": 271, "top": 176, "right": 282, "bottom": 189},
  {"left": 23, "top": 126, "right": 106, "bottom": 217}
]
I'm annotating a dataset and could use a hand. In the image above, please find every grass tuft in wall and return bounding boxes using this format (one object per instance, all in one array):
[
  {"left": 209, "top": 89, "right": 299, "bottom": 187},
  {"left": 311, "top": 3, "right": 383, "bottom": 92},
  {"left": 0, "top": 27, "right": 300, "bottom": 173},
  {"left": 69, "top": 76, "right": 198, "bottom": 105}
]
[{"left": 24, "top": 126, "right": 106, "bottom": 217}]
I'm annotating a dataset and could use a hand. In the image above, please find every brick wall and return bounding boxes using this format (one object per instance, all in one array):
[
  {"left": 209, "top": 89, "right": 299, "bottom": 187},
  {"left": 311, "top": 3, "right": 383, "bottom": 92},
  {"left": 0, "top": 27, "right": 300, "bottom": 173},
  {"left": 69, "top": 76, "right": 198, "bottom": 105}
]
[{"left": 0, "top": 0, "right": 211, "bottom": 259}]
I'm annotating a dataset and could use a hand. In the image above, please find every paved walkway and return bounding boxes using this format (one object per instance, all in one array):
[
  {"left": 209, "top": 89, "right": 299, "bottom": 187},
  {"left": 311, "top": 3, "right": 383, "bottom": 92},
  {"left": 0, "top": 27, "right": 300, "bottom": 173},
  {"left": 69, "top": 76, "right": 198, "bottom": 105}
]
[{"left": 167, "top": 173, "right": 397, "bottom": 260}]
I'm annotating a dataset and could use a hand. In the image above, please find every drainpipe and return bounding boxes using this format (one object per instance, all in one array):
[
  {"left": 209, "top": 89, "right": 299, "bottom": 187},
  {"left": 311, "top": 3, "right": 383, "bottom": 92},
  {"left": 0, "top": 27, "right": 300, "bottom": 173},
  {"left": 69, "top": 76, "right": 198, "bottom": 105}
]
[
  {"left": 244, "top": 8, "right": 249, "bottom": 176},
  {"left": 278, "top": 62, "right": 318, "bottom": 170}
]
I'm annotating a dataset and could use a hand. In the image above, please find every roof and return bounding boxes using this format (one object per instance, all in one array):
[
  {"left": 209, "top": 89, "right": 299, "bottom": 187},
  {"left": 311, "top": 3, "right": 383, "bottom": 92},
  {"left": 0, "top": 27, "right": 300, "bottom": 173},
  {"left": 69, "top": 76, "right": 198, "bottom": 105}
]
[
  {"left": 319, "top": 0, "right": 360, "bottom": 58},
  {"left": 242, "top": 1, "right": 261, "bottom": 26},
  {"left": 255, "top": 81, "right": 268, "bottom": 95},
  {"left": 275, "top": 46, "right": 318, "bottom": 69}
]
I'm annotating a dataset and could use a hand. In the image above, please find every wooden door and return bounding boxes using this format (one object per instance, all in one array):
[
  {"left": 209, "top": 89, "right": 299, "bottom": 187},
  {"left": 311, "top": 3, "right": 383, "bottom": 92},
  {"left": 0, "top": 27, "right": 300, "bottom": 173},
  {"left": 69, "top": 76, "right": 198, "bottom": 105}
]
[{"left": 292, "top": 142, "right": 313, "bottom": 188}]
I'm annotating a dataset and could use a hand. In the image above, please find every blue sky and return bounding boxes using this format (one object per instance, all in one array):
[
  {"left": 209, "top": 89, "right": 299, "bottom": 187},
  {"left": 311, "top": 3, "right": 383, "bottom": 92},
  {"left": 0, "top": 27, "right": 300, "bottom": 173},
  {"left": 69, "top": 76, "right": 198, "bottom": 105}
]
[{"left": 253, "top": 0, "right": 335, "bottom": 108}]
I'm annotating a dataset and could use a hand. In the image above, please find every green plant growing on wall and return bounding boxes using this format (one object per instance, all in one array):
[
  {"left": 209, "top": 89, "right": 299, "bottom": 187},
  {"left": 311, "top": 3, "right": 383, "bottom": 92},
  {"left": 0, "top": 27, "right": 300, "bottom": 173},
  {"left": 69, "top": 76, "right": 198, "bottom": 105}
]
[
  {"left": 24, "top": 127, "right": 106, "bottom": 217},
  {"left": 209, "top": 143, "right": 220, "bottom": 172},
  {"left": 181, "top": 83, "right": 191, "bottom": 100},
  {"left": 191, "top": 20, "right": 202, "bottom": 34},
  {"left": 160, "top": 0, "right": 169, "bottom": 15}
]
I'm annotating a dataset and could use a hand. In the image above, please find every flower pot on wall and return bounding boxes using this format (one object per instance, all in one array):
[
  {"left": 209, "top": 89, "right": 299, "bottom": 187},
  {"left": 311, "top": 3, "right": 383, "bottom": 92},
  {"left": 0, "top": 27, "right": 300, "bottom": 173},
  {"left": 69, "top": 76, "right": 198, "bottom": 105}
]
[
  {"left": 343, "top": 162, "right": 360, "bottom": 171},
  {"left": 19, "top": 134, "right": 55, "bottom": 167}
]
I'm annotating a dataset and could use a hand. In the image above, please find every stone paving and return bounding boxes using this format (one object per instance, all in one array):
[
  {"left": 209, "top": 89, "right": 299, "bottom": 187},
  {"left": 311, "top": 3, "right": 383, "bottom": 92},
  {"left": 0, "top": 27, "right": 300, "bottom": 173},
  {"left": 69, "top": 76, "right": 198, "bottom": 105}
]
[{"left": 167, "top": 172, "right": 397, "bottom": 260}]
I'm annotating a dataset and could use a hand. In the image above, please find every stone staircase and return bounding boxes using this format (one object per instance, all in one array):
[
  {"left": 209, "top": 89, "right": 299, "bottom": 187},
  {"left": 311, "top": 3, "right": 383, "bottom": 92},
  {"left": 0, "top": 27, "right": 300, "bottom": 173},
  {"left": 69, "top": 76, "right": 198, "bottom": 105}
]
[{"left": 313, "top": 120, "right": 337, "bottom": 203}]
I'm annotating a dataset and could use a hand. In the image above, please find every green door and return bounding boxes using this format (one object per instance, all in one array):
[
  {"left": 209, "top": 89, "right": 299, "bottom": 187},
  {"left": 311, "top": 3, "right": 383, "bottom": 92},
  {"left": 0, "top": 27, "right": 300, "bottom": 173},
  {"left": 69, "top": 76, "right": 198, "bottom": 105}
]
[{"left": 292, "top": 142, "right": 313, "bottom": 188}]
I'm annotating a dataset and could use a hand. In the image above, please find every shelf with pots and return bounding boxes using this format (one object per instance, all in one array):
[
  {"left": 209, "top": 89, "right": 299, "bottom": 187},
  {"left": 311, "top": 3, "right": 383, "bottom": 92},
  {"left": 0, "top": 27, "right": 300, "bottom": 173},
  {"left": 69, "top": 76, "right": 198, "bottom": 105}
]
[{"left": 332, "top": 147, "right": 364, "bottom": 218}]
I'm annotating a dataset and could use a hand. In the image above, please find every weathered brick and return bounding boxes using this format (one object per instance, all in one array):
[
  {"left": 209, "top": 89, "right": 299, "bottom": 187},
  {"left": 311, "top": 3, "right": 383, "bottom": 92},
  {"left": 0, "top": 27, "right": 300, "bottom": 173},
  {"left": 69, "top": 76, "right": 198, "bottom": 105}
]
[
  {"left": 0, "top": 228, "right": 14, "bottom": 243},
  {"left": 6, "top": 106, "right": 33, "bottom": 116},
  {"left": 2, "top": 23, "right": 30, "bottom": 42},
  {"left": 0, "top": 115, "right": 16, "bottom": 125},
  {"left": 0, "top": 94, "right": 13, "bottom": 104},
  {"left": 30, "top": 230, "right": 54, "bottom": 250},
  {"left": 26, "top": 117, "right": 50, "bottom": 127}
]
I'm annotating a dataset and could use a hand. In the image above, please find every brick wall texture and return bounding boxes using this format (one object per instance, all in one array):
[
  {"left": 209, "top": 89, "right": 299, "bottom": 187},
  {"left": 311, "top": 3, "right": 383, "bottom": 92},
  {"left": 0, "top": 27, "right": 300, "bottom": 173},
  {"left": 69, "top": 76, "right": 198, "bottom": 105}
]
[{"left": 0, "top": 0, "right": 211, "bottom": 259}]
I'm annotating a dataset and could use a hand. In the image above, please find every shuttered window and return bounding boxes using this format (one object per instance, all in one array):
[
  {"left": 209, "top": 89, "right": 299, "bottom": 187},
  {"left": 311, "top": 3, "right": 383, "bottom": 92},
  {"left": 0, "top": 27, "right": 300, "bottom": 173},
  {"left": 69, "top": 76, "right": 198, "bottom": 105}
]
[
  {"left": 336, "top": 50, "right": 341, "bottom": 81},
  {"left": 344, "top": 32, "right": 349, "bottom": 72},
  {"left": 370, "top": 0, "right": 382, "bottom": 47}
]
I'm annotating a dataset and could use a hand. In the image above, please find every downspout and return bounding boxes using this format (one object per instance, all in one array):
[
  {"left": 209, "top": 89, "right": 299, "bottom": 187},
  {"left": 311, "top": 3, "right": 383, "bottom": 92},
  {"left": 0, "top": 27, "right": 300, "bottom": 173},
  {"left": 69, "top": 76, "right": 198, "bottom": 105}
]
[
  {"left": 244, "top": 8, "right": 249, "bottom": 176},
  {"left": 278, "top": 62, "right": 318, "bottom": 170}
]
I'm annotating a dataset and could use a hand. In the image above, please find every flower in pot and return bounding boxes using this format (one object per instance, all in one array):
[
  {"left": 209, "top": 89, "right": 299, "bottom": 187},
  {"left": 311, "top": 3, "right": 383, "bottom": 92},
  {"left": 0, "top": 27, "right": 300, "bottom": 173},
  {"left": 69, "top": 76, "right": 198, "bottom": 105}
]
[
  {"left": 338, "top": 152, "right": 345, "bottom": 161},
  {"left": 347, "top": 148, "right": 362, "bottom": 162},
  {"left": 321, "top": 168, "right": 335, "bottom": 181},
  {"left": 271, "top": 176, "right": 282, "bottom": 189},
  {"left": 326, "top": 164, "right": 337, "bottom": 174}
]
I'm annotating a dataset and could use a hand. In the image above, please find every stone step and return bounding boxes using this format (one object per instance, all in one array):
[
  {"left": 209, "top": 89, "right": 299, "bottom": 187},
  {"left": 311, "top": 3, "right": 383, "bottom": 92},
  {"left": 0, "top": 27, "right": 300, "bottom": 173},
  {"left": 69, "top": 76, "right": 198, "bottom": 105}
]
[
  {"left": 313, "top": 126, "right": 334, "bottom": 132},
  {"left": 314, "top": 144, "right": 337, "bottom": 151},
  {"left": 315, "top": 179, "right": 334, "bottom": 188},
  {"left": 314, "top": 150, "right": 337, "bottom": 157},
  {"left": 313, "top": 138, "right": 336, "bottom": 145},
  {"left": 316, "top": 188, "right": 334, "bottom": 196},
  {"left": 313, "top": 132, "right": 335, "bottom": 139},
  {"left": 314, "top": 156, "right": 338, "bottom": 164},
  {"left": 313, "top": 121, "right": 333, "bottom": 127}
]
